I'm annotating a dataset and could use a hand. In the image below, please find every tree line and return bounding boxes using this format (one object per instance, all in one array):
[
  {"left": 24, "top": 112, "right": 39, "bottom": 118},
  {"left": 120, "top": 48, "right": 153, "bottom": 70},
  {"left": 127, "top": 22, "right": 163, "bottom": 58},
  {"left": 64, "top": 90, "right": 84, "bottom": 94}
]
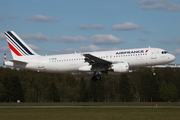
[{"left": 0, "top": 67, "right": 180, "bottom": 102}]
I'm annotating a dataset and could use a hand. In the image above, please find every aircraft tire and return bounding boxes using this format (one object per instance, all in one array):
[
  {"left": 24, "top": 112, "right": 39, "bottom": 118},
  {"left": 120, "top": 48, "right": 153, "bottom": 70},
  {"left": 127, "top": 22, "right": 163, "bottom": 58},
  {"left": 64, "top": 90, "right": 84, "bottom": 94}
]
[
  {"left": 96, "top": 75, "right": 101, "bottom": 80},
  {"left": 92, "top": 75, "right": 101, "bottom": 81}
]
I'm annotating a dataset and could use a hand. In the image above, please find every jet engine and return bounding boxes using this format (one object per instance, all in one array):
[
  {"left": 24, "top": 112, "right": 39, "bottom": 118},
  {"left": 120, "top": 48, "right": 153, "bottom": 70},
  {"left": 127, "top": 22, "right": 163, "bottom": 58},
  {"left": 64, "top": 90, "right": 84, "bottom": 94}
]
[
  {"left": 78, "top": 65, "right": 92, "bottom": 72},
  {"left": 110, "top": 63, "right": 129, "bottom": 73}
]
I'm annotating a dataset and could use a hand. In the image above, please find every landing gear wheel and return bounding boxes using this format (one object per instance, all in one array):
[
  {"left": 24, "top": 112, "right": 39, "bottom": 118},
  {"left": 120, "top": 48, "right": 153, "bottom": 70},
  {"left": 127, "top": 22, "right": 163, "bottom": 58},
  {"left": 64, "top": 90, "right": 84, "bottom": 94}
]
[
  {"left": 92, "top": 75, "right": 101, "bottom": 81},
  {"left": 96, "top": 75, "right": 101, "bottom": 80}
]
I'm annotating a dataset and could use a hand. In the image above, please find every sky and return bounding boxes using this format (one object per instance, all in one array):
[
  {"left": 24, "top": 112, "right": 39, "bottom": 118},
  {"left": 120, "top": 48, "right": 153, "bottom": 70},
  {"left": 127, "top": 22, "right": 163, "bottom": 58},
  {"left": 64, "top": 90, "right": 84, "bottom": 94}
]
[{"left": 0, "top": 0, "right": 180, "bottom": 66}]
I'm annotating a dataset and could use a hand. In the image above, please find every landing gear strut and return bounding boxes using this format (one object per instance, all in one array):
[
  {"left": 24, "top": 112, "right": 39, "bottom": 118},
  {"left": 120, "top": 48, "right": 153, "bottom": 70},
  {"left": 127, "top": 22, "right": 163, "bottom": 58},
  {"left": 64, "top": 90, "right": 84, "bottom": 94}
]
[
  {"left": 92, "top": 72, "right": 101, "bottom": 81},
  {"left": 151, "top": 66, "right": 156, "bottom": 76}
]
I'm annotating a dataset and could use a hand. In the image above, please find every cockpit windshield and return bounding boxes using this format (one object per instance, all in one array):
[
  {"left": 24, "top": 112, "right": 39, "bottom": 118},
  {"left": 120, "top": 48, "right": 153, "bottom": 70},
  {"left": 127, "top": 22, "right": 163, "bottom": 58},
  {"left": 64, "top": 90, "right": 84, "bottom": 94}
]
[{"left": 162, "top": 51, "right": 168, "bottom": 54}]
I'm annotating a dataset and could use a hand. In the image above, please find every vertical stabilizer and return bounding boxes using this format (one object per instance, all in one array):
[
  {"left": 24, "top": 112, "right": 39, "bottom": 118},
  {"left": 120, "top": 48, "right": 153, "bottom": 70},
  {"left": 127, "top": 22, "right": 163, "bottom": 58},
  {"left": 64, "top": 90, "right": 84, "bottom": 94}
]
[{"left": 4, "top": 31, "right": 39, "bottom": 59}]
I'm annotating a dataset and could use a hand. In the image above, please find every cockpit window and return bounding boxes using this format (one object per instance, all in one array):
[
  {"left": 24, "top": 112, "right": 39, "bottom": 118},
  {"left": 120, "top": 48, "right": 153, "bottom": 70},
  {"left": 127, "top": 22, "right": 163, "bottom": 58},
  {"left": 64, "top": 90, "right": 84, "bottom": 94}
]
[{"left": 162, "top": 51, "right": 168, "bottom": 54}]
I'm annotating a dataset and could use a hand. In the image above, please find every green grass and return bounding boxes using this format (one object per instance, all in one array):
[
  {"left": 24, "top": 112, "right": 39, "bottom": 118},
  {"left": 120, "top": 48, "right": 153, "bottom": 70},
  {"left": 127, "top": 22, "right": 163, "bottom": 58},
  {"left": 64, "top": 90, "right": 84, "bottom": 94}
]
[
  {"left": 0, "top": 102, "right": 180, "bottom": 120},
  {"left": 0, "top": 108, "right": 180, "bottom": 120},
  {"left": 0, "top": 102, "right": 180, "bottom": 106}
]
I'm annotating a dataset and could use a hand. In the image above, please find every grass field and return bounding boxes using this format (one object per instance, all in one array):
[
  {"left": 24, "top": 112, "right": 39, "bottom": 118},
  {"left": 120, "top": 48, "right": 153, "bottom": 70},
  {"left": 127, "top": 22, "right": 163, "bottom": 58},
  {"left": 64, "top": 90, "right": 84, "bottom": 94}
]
[
  {"left": 0, "top": 102, "right": 180, "bottom": 120},
  {"left": 0, "top": 108, "right": 180, "bottom": 120},
  {"left": 0, "top": 102, "right": 180, "bottom": 106}
]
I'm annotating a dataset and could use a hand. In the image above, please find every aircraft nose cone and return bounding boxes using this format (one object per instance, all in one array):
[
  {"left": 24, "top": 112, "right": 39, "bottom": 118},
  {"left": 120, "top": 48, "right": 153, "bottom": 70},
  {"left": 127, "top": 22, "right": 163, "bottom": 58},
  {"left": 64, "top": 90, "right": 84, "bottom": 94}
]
[
  {"left": 172, "top": 55, "right": 176, "bottom": 61},
  {"left": 169, "top": 54, "right": 175, "bottom": 62}
]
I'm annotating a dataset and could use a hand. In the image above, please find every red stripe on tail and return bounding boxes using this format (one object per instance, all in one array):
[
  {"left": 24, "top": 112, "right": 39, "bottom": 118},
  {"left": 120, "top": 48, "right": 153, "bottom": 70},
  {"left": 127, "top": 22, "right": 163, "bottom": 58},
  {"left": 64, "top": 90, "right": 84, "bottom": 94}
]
[{"left": 8, "top": 42, "right": 22, "bottom": 56}]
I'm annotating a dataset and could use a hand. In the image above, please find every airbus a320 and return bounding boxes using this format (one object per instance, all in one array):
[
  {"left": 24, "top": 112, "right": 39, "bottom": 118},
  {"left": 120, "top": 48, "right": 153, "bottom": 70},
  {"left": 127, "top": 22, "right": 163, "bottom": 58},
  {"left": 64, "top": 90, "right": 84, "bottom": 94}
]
[{"left": 4, "top": 31, "right": 175, "bottom": 80}]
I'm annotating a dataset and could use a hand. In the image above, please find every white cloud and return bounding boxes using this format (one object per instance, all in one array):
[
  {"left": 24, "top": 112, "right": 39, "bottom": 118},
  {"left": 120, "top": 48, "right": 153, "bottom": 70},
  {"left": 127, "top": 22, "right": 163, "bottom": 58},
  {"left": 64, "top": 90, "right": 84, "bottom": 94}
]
[
  {"left": 20, "top": 33, "right": 52, "bottom": 41},
  {"left": 26, "top": 15, "right": 58, "bottom": 22},
  {"left": 136, "top": 0, "right": 180, "bottom": 11},
  {"left": 54, "top": 36, "right": 88, "bottom": 43},
  {"left": 78, "top": 45, "right": 105, "bottom": 52},
  {"left": 137, "top": 38, "right": 148, "bottom": 41},
  {"left": 51, "top": 45, "right": 119, "bottom": 54},
  {"left": 173, "top": 39, "right": 180, "bottom": 44},
  {"left": 140, "top": 3, "right": 167, "bottom": 10},
  {"left": 17, "top": 33, "right": 125, "bottom": 45},
  {"left": 157, "top": 40, "right": 172, "bottom": 44},
  {"left": 169, "top": 49, "right": 180, "bottom": 55},
  {"left": 90, "top": 34, "right": 125, "bottom": 45},
  {"left": 142, "top": 30, "right": 151, "bottom": 33},
  {"left": 54, "top": 34, "right": 125, "bottom": 45},
  {"left": 8, "top": 14, "right": 16, "bottom": 18},
  {"left": 0, "top": 47, "right": 9, "bottom": 52},
  {"left": 158, "top": 38, "right": 180, "bottom": 44},
  {"left": 20, "top": 33, "right": 88, "bottom": 43},
  {"left": 135, "top": 0, "right": 156, "bottom": 5},
  {"left": 77, "top": 24, "right": 105, "bottom": 30},
  {"left": 112, "top": 22, "right": 143, "bottom": 30},
  {"left": 0, "top": 33, "right": 6, "bottom": 40},
  {"left": 28, "top": 44, "right": 41, "bottom": 51}
]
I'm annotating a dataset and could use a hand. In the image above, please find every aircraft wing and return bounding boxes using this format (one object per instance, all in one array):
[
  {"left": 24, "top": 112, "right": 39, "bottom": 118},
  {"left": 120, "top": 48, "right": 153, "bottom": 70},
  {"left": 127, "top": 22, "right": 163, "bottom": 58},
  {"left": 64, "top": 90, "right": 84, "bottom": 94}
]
[{"left": 83, "top": 54, "right": 112, "bottom": 68}]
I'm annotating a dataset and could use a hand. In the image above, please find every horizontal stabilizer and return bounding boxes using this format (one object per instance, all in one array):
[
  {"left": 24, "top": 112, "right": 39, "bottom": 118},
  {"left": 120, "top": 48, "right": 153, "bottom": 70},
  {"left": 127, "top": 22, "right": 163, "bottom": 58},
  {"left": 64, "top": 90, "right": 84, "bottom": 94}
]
[{"left": 9, "top": 59, "right": 28, "bottom": 64}]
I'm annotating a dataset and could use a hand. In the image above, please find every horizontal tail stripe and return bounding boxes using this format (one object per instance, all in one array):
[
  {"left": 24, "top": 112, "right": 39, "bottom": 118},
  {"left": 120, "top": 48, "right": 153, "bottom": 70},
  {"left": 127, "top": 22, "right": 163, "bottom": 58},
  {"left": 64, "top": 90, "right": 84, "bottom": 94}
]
[
  {"left": 5, "top": 32, "right": 28, "bottom": 55},
  {"left": 8, "top": 42, "right": 22, "bottom": 56},
  {"left": 7, "top": 31, "right": 34, "bottom": 55}
]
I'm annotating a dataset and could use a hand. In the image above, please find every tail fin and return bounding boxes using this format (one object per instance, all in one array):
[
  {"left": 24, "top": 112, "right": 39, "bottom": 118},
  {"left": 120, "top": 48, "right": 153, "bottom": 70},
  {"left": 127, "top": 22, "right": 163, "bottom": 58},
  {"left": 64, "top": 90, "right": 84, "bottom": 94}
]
[{"left": 4, "top": 31, "right": 38, "bottom": 59}]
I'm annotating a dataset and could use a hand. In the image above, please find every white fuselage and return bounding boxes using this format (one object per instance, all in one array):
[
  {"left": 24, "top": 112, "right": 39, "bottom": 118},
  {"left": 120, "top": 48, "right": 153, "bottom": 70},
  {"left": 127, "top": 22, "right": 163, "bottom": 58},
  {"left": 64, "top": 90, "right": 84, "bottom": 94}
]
[{"left": 5, "top": 47, "right": 175, "bottom": 73}]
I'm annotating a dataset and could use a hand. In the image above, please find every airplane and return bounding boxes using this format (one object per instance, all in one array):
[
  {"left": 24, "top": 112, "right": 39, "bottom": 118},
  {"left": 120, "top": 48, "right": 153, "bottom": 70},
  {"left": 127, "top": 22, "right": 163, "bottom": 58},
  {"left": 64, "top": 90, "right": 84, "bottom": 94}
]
[{"left": 3, "top": 31, "right": 176, "bottom": 81}]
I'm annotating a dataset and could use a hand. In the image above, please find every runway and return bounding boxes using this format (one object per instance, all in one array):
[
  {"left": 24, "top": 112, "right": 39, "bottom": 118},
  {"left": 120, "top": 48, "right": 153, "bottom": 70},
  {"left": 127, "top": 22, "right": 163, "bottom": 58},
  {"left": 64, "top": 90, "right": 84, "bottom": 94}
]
[{"left": 0, "top": 106, "right": 180, "bottom": 108}]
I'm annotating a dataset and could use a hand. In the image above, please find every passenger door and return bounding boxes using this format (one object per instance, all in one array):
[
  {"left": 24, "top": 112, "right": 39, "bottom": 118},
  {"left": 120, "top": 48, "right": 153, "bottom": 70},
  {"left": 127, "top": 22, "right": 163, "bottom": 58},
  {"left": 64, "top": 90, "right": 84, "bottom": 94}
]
[{"left": 151, "top": 49, "right": 157, "bottom": 59}]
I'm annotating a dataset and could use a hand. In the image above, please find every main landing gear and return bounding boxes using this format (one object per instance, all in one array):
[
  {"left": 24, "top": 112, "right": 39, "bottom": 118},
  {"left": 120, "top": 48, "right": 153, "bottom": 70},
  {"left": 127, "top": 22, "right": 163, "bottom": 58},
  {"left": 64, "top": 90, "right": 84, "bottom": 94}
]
[{"left": 92, "top": 72, "right": 101, "bottom": 81}]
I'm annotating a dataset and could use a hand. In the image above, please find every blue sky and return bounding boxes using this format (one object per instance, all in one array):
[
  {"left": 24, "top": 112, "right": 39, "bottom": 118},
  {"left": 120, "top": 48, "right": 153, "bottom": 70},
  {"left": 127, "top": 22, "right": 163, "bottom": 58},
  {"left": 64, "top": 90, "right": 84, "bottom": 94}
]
[{"left": 1, "top": 0, "right": 180, "bottom": 65}]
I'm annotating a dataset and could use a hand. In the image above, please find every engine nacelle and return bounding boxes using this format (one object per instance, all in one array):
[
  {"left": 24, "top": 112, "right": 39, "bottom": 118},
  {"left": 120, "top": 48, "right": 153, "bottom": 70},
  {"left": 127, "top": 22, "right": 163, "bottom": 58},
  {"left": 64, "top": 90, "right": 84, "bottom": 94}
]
[
  {"left": 78, "top": 65, "right": 92, "bottom": 72},
  {"left": 110, "top": 63, "right": 129, "bottom": 73}
]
